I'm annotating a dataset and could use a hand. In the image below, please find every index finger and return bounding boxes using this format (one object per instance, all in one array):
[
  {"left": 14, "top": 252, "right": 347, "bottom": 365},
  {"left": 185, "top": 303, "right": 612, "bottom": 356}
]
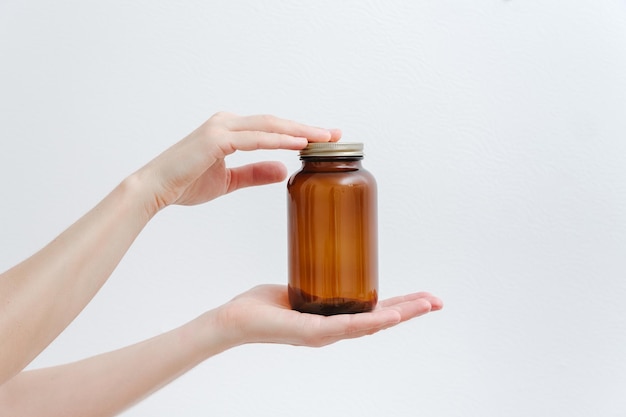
[{"left": 225, "top": 114, "right": 337, "bottom": 143}]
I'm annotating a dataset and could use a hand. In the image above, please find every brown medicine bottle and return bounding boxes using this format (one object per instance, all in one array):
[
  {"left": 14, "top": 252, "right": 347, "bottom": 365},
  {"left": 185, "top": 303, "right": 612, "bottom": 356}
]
[{"left": 287, "top": 142, "right": 378, "bottom": 315}]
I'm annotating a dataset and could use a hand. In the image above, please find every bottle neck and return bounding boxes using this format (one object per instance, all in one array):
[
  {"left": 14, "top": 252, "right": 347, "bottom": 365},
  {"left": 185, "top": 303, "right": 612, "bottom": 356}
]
[{"left": 300, "top": 157, "right": 363, "bottom": 172}]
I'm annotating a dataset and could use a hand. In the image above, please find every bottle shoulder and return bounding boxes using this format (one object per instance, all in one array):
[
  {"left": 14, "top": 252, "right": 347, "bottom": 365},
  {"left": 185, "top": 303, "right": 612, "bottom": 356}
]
[{"left": 287, "top": 167, "right": 377, "bottom": 189}]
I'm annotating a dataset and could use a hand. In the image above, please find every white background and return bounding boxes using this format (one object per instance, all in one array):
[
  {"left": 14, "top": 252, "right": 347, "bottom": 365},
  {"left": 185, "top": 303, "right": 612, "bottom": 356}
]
[{"left": 2, "top": 1, "right": 626, "bottom": 416}]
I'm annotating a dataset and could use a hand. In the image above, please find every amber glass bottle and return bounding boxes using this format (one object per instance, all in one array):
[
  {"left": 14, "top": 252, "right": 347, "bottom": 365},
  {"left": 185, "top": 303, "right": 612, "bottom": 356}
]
[{"left": 287, "top": 142, "right": 378, "bottom": 315}]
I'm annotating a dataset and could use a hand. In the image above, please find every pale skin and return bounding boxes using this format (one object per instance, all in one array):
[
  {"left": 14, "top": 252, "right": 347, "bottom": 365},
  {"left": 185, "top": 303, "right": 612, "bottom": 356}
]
[{"left": 0, "top": 112, "right": 443, "bottom": 416}]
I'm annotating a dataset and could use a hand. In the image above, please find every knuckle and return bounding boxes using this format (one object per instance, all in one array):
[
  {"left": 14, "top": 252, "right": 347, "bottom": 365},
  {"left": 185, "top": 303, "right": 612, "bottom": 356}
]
[
  {"left": 211, "top": 111, "right": 233, "bottom": 120},
  {"left": 259, "top": 114, "right": 279, "bottom": 129}
]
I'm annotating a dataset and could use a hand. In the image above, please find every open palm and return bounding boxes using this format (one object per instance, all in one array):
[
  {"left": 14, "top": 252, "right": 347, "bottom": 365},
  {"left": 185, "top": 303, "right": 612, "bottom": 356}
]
[{"left": 215, "top": 285, "right": 443, "bottom": 348}]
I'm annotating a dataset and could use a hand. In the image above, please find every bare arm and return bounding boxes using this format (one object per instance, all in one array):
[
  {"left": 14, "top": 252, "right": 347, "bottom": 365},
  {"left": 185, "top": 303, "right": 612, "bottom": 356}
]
[
  {"left": 0, "top": 112, "right": 442, "bottom": 417},
  {"left": 0, "top": 313, "right": 220, "bottom": 417},
  {"left": 0, "top": 112, "right": 339, "bottom": 385},
  {"left": 0, "top": 177, "right": 152, "bottom": 386},
  {"left": 0, "top": 285, "right": 442, "bottom": 417}
]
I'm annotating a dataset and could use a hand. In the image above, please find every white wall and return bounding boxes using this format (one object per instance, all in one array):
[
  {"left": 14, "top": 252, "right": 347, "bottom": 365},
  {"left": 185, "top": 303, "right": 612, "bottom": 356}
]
[{"left": 2, "top": 1, "right": 626, "bottom": 416}]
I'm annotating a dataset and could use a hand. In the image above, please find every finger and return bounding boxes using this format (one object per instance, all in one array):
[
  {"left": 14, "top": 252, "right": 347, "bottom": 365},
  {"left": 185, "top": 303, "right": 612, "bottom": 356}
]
[
  {"left": 378, "top": 292, "right": 435, "bottom": 307},
  {"left": 428, "top": 296, "right": 444, "bottom": 311},
  {"left": 382, "top": 298, "right": 433, "bottom": 323},
  {"left": 226, "top": 162, "right": 287, "bottom": 194},
  {"left": 379, "top": 292, "right": 443, "bottom": 312},
  {"left": 227, "top": 131, "right": 309, "bottom": 152},
  {"left": 226, "top": 114, "right": 334, "bottom": 142},
  {"left": 329, "top": 128, "right": 342, "bottom": 142}
]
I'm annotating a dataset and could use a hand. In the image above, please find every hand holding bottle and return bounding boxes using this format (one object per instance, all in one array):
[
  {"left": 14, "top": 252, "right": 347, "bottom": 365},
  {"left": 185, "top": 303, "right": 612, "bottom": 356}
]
[
  {"left": 0, "top": 111, "right": 441, "bottom": 417},
  {"left": 207, "top": 285, "right": 444, "bottom": 348},
  {"left": 136, "top": 112, "right": 342, "bottom": 216}
]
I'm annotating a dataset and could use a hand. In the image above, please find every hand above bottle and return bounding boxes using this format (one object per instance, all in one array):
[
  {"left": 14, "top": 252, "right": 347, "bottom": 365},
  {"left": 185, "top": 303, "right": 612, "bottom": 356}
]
[{"left": 136, "top": 112, "right": 342, "bottom": 215}]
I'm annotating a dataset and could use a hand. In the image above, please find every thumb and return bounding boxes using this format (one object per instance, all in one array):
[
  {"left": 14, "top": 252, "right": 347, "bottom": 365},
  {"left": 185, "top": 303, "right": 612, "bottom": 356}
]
[{"left": 226, "top": 161, "right": 288, "bottom": 193}]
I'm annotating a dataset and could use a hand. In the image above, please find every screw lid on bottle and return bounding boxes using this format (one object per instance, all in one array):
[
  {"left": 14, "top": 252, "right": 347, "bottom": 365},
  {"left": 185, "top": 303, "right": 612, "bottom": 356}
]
[{"left": 299, "top": 142, "right": 364, "bottom": 158}]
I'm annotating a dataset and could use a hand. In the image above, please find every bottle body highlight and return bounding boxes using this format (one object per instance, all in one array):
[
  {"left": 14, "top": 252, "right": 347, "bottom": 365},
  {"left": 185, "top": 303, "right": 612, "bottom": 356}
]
[{"left": 287, "top": 143, "right": 378, "bottom": 315}]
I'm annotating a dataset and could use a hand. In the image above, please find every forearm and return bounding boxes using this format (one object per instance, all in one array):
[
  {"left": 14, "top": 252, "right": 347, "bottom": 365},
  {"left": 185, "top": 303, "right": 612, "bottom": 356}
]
[
  {"left": 0, "top": 313, "right": 230, "bottom": 417},
  {"left": 0, "top": 173, "right": 156, "bottom": 384}
]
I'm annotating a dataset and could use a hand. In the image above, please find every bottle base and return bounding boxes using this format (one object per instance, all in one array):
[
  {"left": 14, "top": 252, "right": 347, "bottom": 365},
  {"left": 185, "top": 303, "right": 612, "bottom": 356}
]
[{"left": 288, "top": 286, "right": 376, "bottom": 316}]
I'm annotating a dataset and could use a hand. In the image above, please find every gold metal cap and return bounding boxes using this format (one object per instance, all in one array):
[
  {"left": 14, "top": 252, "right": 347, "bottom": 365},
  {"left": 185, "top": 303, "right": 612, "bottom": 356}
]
[{"left": 299, "top": 142, "right": 364, "bottom": 158}]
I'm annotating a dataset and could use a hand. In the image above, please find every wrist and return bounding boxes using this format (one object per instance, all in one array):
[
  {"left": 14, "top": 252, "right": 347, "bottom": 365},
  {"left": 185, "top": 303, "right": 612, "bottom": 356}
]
[
  {"left": 182, "top": 310, "right": 241, "bottom": 361},
  {"left": 119, "top": 169, "right": 162, "bottom": 222}
]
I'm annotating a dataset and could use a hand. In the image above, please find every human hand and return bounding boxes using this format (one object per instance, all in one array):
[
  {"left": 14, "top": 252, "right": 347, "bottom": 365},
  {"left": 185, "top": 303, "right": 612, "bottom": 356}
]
[
  {"left": 211, "top": 285, "right": 443, "bottom": 348},
  {"left": 136, "top": 112, "right": 341, "bottom": 215}
]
